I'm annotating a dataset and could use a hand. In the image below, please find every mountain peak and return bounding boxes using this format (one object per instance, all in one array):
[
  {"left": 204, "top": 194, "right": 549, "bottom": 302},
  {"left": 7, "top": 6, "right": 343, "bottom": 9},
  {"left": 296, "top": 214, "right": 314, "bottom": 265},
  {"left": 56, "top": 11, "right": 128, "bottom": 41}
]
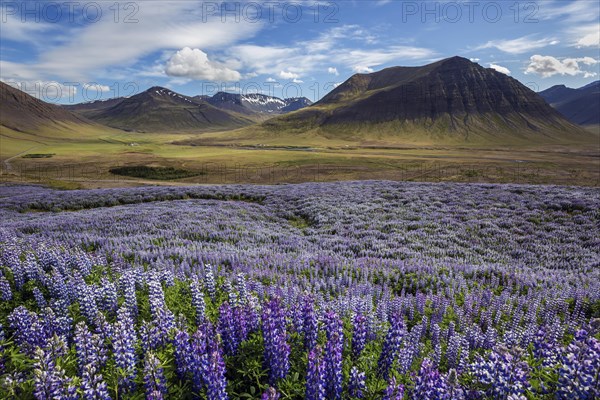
[{"left": 269, "top": 57, "right": 588, "bottom": 141}]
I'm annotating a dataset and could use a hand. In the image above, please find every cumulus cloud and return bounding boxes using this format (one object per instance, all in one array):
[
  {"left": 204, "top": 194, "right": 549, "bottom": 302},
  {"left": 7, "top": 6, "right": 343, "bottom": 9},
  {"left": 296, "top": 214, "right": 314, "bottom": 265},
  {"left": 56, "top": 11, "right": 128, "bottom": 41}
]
[
  {"left": 525, "top": 55, "right": 599, "bottom": 77},
  {"left": 489, "top": 64, "right": 511, "bottom": 75},
  {"left": 165, "top": 47, "right": 241, "bottom": 81},
  {"left": 279, "top": 71, "right": 300, "bottom": 79},
  {"left": 328, "top": 67, "right": 339, "bottom": 76},
  {"left": 476, "top": 36, "right": 558, "bottom": 54},
  {"left": 353, "top": 66, "right": 374, "bottom": 73},
  {"left": 572, "top": 24, "right": 600, "bottom": 48}
]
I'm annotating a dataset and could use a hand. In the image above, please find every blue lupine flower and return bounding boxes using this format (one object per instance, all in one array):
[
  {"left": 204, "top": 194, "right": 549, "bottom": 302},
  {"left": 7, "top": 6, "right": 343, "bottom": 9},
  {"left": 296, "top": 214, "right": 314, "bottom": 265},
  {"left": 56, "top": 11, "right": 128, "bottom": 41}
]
[
  {"left": 557, "top": 329, "right": 600, "bottom": 399},
  {"left": 378, "top": 313, "right": 405, "bottom": 380},
  {"left": 348, "top": 366, "right": 366, "bottom": 399},
  {"left": 144, "top": 352, "right": 167, "bottom": 400},
  {"left": 324, "top": 311, "right": 343, "bottom": 400},
  {"left": 113, "top": 307, "right": 137, "bottom": 393},
  {"left": 306, "top": 345, "right": 326, "bottom": 400},
  {"left": 383, "top": 376, "right": 404, "bottom": 400},
  {"left": 262, "top": 298, "right": 290, "bottom": 385},
  {"left": 352, "top": 312, "right": 367, "bottom": 358}
]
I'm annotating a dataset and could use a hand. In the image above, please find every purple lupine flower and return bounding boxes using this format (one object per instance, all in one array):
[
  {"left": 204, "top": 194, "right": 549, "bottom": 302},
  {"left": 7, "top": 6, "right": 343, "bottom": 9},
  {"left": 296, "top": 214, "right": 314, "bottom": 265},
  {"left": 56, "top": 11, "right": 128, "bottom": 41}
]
[
  {"left": 144, "top": 352, "right": 167, "bottom": 400},
  {"left": 262, "top": 297, "right": 290, "bottom": 385},
  {"left": 97, "top": 278, "right": 118, "bottom": 315},
  {"left": 218, "top": 302, "right": 239, "bottom": 356},
  {"left": 173, "top": 328, "right": 192, "bottom": 380},
  {"left": 205, "top": 338, "right": 229, "bottom": 400},
  {"left": 378, "top": 313, "right": 405, "bottom": 380},
  {"left": 233, "top": 304, "right": 250, "bottom": 343},
  {"left": 121, "top": 273, "right": 138, "bottom": 318},
  {"left": 8, "top": 306, "right": 47, "bottom": 356},
  {"left": 446, "top": 368, "right": 466, "bottom": 400},
  {"left": 190, "top": 323, "right": 210, "bottom": 391},
  {"left": 306, "top": 345, "right": 326, "bottom": 400},
  {"left": 557, "top": 329, "right": 600, "bottom": 399},
  {"left": 74, "top": 322, "right": 107, "bottom": 373},
  {"left": 77, "top": 281, "right": 99, "bottom": 324},
  {"left": 398, "top": 324, "right": 422, "bottom": 374},
  {"left": 113, "top": 307, "right": 137, "bottom": 393},
  {"left": 445, "top": 333, "right": 462, "bottom": 370},
  {"left": 348, "top": 366, "right": 366, "bottom": 399},
  {"left": 470, "top": 346, "right": 530, "bottom": 399},
  {"left": 382, "top": 376, "right": 404, "bottom": 400},
  {"left": 431, "top": 323, "right": 441, "bottom": 348},
  {"left": 324, "top": 311, "right": 343, "bottom": 400},
  {"left": 0, "top": 322, "right": 5, "bottom": 374},
  {"left": 0, "top": 274, "right": 12, "bottom": 301},
  {"left": 236, "top": 273, "right": 248, "bottom": 305},
  {"left": 190, "top": 279, "right": 206, "bottom": 324},
  {"left": 302, "top": 296, "right": 319, "bottom": 351},
  {"left": 45, "top": 334, "right": 68, "bottom": 360},
  {"left": 352, "top": 312, "right": 367, "bottom": 358},
  {"left": 32, "top": 347, "right": 78, "bottom": 400},
  {"left": 262, "top": 386, "right": 280, "bottom": 400},
  {"left": 204, "top": 265, "right": 216, "bottom": 301},
  {"left": 413, "top": 358, "right": 450, "bottom": 399},
  {"left": 81, "top": 363, "right": 111, "bottom": 400}
]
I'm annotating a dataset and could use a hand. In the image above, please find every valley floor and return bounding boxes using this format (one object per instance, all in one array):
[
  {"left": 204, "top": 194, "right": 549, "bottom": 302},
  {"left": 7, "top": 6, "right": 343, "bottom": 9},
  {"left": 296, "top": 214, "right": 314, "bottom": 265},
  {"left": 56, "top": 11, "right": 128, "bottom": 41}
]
[{"left": 1, "top": 127, "right": 598, "bottom": 187}]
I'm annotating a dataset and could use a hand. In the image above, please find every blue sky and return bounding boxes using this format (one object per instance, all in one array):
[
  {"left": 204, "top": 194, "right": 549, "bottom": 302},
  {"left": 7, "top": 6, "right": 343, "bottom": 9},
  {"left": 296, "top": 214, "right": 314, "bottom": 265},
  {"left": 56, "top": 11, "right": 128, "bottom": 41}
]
[{"left": 1, "top": 0, "right": 599, "bottom": 104}]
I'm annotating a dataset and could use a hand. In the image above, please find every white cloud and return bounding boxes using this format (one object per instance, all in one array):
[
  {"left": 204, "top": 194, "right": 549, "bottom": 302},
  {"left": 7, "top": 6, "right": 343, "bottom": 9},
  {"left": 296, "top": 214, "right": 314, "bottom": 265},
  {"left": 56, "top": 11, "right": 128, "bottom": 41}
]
[
  {"left": 292, "top": 78, "right": 304, "bottom": 84},
  {"left": 2, "top": 80, "right": 77, "bottom": 101},
  {"left": 165, "top": 47, "right": 241, "bottom": 81},
  {"left": 279, "top": 71, "right": 300, "bottom": 79},
  {"left": 229, "top": 26, "right": 434, "bottom": 80},
  {"left": 266, "top": 77, "right": 277, "bottom": 82},
  {"left": 525, "top": 55, "right": 599, "bottom": 77},
  {"left": 0, "top": 14, "right": 55, "bottom": 44},
  {"left": 1, "top": 1, "right": 262, "bottom": 82},
  {"left": 571, "top": 24, "right": 600, "bottom": 48},
  {"left": 470, "top": 58, "right": 480, "bottom": 63},
  {"left": 353, "top": 66, "right": 374, "bottom": 73},
  {"left": 476, "top": 36, "right": 558, "bottom": 54},
  {"left": 539, "top": 0, "right": 600, "bottom": 23},
  {"left": 328, "top": 67, "right": 339, "bottom": 76},
  {"left": 488, "top": 64, "right": 511, "bottom": 75},
  {"left": 83, "top": 83, "right": 111, "bottom": 92}
]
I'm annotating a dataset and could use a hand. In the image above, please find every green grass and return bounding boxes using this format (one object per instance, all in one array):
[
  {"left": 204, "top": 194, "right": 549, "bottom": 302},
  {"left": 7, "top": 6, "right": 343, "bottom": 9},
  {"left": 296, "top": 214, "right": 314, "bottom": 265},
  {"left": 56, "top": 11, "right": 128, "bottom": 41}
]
[{"left": 109, "top": 165, "right": 201, "bottom": 180}]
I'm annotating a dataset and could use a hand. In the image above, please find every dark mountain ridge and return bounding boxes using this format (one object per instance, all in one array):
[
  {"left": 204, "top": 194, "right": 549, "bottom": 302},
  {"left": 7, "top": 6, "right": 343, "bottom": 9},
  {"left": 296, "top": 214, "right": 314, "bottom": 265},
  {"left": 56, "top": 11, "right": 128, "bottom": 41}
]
[{"left": 539, "top": 81, "right": 599, "bottom": 127}]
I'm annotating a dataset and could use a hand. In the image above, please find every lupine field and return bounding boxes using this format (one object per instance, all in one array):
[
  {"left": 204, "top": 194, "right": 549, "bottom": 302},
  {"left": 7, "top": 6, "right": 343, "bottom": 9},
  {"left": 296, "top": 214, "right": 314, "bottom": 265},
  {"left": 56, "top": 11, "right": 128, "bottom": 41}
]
[{"left": 0, "top": 181, "right": 598, "bottom": 400}]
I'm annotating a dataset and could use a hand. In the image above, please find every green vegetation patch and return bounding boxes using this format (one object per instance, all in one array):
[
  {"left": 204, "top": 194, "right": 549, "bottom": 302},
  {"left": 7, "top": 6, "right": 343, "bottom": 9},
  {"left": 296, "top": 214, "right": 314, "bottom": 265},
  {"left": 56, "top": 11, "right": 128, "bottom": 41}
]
[
  {"left": 109, "top": 165, "right": 201, "bottom": 180},
  {"left": 22, "top": 153, "right": 55, "bottom": 158}
]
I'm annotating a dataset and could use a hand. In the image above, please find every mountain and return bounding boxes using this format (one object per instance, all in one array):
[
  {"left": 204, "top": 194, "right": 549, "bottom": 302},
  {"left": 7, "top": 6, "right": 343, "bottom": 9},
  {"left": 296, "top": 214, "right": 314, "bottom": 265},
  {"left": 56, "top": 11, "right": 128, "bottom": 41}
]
[
  {"left": 281, "top": 97, "right": 313, "bottom": 112},
  {"left": 255, "top": 57, "right": 589, "bottom": 144},
  {"left": 539, "top": 81, "right": 600, "bottom": 127},
  {"left": 62, "top": 97, "right": 126, "bottom": 119},
  {"left": 0, "top": 81, "right": 93, "bottom": 133},
  {"left": 79, "top": 87, "right": 253, "bottom": 132},
  {"left": 206, "top": 92, "right": 312, "bottom": 115}
]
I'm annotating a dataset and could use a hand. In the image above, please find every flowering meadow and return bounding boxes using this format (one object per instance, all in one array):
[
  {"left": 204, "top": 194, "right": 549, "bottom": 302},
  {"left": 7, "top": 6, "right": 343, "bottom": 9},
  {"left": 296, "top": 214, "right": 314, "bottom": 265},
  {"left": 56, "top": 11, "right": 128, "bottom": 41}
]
[{"left": 0, "top": 181, "right": 598, "bottom": 399}]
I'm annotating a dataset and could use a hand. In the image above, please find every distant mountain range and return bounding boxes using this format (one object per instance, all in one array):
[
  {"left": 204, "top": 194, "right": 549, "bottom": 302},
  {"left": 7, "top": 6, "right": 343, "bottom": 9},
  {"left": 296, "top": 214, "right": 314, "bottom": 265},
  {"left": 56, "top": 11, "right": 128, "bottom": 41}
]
[
  {"left": 205, "top": 92, "right": 312, "bottom": 115},
  {"left": 62, "top": 88, "right": 313, "bottom": 132},
  {"left": 2, "top": 57, "right": 596, "bottom": 144},
  {"left": 258, "top": 56, "right": 588, "bottom": 144},
  {"left": 539, "top": 81, "right": 600, "bottom": 127},
  {"left": 62, "top": 87, "right": 252, "bottom": 132},
  {"left": 0, "top": 81, "right": 92, "bottom": 133}
]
